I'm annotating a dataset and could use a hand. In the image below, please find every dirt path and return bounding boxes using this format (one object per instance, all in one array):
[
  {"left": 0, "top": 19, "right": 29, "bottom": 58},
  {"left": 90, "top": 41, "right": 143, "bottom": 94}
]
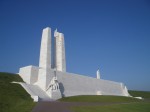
[{"left": 32, "top": 101, "right": 131, "bottom": 112}]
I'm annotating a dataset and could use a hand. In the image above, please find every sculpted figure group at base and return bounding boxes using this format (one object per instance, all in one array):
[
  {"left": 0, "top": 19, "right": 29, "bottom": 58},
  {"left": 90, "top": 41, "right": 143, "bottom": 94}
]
[{"left": 46, "top": 76, "right": 59, "bottom": 91}]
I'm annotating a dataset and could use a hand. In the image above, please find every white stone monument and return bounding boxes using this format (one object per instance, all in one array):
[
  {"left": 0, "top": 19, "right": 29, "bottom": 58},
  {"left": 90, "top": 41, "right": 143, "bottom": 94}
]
[
  {"left": 96, "top": 69, "right": 100, "bottom": 79},
  {"left": 39, "top": 27, "right": 51, "bottom": 69},
  {"left": 46, "top": 75, "right": 62, "bottom": 100},
  {"left": 36, "top": 27, "right": 52, "bottom": 91},
  {"left": 19, "top": 26, "right": 130, "bottom": 102},
  {"left": 54, "top": 29, "right": 66, "bottom": 72}
]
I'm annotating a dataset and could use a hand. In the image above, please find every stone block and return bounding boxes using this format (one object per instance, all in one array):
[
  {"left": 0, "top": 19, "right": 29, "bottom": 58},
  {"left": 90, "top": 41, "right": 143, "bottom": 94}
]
[{"left": 19, "top": 66, "right": 39, "bottom": 84}]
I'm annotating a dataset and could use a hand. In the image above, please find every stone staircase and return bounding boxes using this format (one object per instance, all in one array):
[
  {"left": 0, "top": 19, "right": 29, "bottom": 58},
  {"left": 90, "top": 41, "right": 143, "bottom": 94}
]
[{"left": 20, "top": 83, "right": 53, "bottom": 102}]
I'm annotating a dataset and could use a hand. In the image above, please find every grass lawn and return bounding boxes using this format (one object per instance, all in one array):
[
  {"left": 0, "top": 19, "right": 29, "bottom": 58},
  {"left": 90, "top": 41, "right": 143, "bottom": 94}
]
[
  {"left": 0, "top": 72, "right": 36, "bottom": 112},
  {"left": 59, "top": 95, "right": 141, "bottom": 103},
  {"left": 129, "top": 90, "right": 150, "bottom": 99},
  {"left": 60, "top": 90, "right": 150, "bottom": 112},
  {"left": 72, "top": 102, "right": 150, "bottom": 112}
]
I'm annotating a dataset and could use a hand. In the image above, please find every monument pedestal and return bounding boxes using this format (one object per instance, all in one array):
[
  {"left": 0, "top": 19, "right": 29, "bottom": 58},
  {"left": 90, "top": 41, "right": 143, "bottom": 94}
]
[
  {"left": 19, "top": 66, "right": 39, "bottom": 84},
  {"left": 35, "top": 68, "right": 55, "bottom": 91},
  {"left": 46, "top": 89, "right": 62, "bottom": 100}
]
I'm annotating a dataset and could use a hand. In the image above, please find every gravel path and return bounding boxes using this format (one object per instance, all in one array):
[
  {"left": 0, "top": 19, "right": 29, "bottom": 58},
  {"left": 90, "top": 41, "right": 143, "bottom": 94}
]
[{"left": 32, "top": 101, "right": 130, "bottom": 112}]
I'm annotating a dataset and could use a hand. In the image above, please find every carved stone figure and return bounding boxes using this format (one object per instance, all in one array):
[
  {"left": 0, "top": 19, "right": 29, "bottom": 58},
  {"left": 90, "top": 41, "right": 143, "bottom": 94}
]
[{"left": 47, "top": 76, "right": 59, "bottom": 91}]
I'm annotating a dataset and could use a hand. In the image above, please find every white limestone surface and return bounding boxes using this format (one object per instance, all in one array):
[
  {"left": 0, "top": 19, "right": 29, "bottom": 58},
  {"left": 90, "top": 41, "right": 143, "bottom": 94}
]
[
  {"left": 96, "top": 69, "right": 100, "bottom": 79},
  {"left": 54, "top": 29, "right": 66, "bottom": 72},
  {"left": 35, "top": 68, "right": 55, "bottom": 91},
  {"left": 19, "top": 66, "right": 39, "bottom": 84},
  {"left": 11, "top": 82, "right": 39, "bottom": 102},
  {"left": 18, "top": 27, "right": 131, "bottom": 101},
  {"left": 20, "top": 82, "right": 52, "bottom": 101},
  {"left": 39, "top": 27, "right": 51, "bottom": 69},
  {"left": 35, "top": 69, "right": 130, "bottom": 97},
  {"left": 55, "top": 70, "right": 130, "bottom": 97},
  {"left": 48, "top": 90, "right": 62, "bottom": 100}
]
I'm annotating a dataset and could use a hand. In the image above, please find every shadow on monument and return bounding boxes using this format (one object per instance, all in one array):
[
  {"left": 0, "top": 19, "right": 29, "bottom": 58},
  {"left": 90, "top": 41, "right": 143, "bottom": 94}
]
[{"left": 59, "top": 83, "right": 65, "bottom": 97}]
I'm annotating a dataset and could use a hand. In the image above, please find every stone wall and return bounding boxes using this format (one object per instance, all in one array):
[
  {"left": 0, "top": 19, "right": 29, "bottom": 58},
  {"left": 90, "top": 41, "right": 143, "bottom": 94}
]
[
  {"left": 19, "top": 67, "right": 129, "bottom": 98},
  {"left": 55, "top": 70, "right": 129, "bottom": 97},
  {"left": 19, "top": 66, "right": 39, "bottom": 84}
]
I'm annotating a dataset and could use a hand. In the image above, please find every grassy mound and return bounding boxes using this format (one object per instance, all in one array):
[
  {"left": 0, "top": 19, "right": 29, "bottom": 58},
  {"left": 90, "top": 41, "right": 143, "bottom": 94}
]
[
  {"left": 0, "top": 72, "right": 36, "bottom": 112},
  {"left": 59, "top": 95, "right": 141, "bottom": 103}
]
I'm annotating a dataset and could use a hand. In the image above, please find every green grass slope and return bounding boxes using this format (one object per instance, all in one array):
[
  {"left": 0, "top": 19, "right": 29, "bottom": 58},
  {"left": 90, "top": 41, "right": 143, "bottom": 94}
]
[
  {"left": 0, "top": 72, "right": 36, "bottom": 112},
  {"left": 60, "top": 90, "right": 150, "bottom": 112},
  {"left": 72, "top": 102, "right": 150, "bottom": 112},
  {"left": 129, "top": 90, "right": 150, "bottom": 99},
  {"left": 59, "top": 95, "right": 141, "bottom": 103}
]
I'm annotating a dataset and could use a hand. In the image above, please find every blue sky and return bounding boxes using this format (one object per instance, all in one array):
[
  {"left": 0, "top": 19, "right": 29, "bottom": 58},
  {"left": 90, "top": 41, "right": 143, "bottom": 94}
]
[{"left": 0, "top": 0, "right": 150, "bottom": 91}]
